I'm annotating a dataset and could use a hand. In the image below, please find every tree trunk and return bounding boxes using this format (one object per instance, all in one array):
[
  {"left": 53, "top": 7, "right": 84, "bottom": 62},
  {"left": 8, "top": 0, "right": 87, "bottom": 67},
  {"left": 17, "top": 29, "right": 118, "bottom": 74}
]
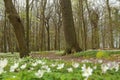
[
  {"left": 60, "top": 0, "right": 82, "bottom": 55},
  {"left": 26, "top": 0, "right": 30, "bottom": 53},
  {"left": 4, "top": 0, "right": 29, "bottom": 58},
  {"left": 90, "top": 10, "right": 99, "bottom": 49},
  {"left": 3, "top": 11, "right": 7, "bottom": 53},
  {"left": 106, "top": 0, "right": 114, "bottom": 48},
  {"left": 40, "top": 0, "right": 47, "bottom": 51},
  {"left": 79, "top": 0, "right": 87, "bottom": 50}
]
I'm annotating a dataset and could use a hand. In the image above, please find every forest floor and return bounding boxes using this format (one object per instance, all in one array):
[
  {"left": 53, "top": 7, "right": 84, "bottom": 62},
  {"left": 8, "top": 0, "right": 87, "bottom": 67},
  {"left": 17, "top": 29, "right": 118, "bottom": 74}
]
[{"left": 30, "top": 51, "right": 120, "bottom": 63}]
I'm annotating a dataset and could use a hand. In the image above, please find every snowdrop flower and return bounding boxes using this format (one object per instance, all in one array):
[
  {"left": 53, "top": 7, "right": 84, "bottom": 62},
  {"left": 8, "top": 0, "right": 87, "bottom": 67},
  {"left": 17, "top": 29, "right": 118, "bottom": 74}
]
[
  {"left": 0, "top": 68, "right": 4, "bottom": 74},
  {"left": 101, "top": 64, "right": 109, "bottom": 73},
  {"left": 20, "top": 64, "right": 27, "bottom": 70},
  {"left": 0, "top": 59, "right": 8, "bottom": 68},
  {"left": 35, "top": 70, "right": 45, "bottom": 78},
  {"left": 81, "top": 64, "right": 93, "bottom": 80},
  {"left": 72, "top": 62, "right": 79, "bottom": 68},
  {"left": 10, "top": 63, "right": 19, "bottom": 72},
  {"left": 57, "top": 63, "right": 64, "bottom": 70},
  {"left": 67, "top": 68, "right": 73, "bottom": 72}
]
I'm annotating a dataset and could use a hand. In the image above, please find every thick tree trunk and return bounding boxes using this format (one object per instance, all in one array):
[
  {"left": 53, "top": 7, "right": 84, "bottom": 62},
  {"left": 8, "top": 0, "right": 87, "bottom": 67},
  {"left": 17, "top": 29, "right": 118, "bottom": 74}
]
[
  {"left": 60, "top": 0, "right": 82, "bottom": 55},
  {"left": 4, "top": 0, "right": 29, "bottom": 58}
]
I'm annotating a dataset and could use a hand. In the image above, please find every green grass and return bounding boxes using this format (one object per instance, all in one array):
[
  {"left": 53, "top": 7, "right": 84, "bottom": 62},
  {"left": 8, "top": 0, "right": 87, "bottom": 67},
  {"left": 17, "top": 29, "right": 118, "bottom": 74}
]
[
  {"left": 0, "top": 52, "right": 19, "bottom": 58},
  {"left": 74, "top": 50, "right": 120, "bottom": 58}
]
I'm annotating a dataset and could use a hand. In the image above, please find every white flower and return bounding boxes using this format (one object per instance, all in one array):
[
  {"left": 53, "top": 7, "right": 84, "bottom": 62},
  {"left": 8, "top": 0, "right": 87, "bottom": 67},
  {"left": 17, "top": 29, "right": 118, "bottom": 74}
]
[
  {"left": 81, "top": 64, "right": 93, "bottom": 80},
  {"left": 114, "top": 63, "right": 119, "bottom": 72},
  {"left": 0, "top": 59, "right": 8, "bottom": 68},
  {"left": 20, "top": 64, "right": 27, "bottom": 70},
  {"left": 107, "top": 62, "right": 119, "bottom": 72},
  {"left": 93, "top": 66, "right": 97, "bottom": 70},
  {"left": 72, "top": 62, "right": 79, "bottom": 68},
  {"left": 57, "top": 63, "right": 64, "bottom": 70},
  {"left": 41, "top": 62, "right": 46, "bottom": 65},
  {"left": 46, "top": 67, "right": 51, "bottom": 73},
  {"left": 32, "top": 62, "right": 38, "bottom": 67},
  {"left": 81, "top": 64, "right": 86, "bottom": 71},
  {"left": 41, "top": 65, "right": 51, "bottom": 72},
  {"left": 51, "top": 64, "right": 56, "bottom": 67},
  {"left": 41, "top": 65, "right": 49, "bottom": 69},
  {"left": 101, "top": 64, "right": 109, "bottom": 73},
  {"left": 0, "top": 68, "right": 4, "bottom": 74},
  {"left": 36, "top": 60, "right": 42, "bottom": 64},
  {"left": 67, "top": 68, "right": 73, "bottom": 72},
  {"left": 35, "top": 70, "right": 45, "bottom": 78},
  {"left": 10, "top": 63, "right": 19, "bottom": 72}
]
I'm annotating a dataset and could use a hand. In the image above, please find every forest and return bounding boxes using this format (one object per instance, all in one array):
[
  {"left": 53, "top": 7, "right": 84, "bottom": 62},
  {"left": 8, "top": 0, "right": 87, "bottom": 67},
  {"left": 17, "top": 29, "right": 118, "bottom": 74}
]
[{"left": 0, "top": 0, "right": 120, "bottom": 80}]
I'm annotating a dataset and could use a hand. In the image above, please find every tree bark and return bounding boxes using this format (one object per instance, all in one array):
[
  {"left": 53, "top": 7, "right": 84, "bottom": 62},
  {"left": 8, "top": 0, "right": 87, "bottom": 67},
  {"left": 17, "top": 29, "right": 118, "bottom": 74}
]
[
  {"left": 26, "top": 0, "right": 30, "bottom": 52},
  {"left": 106, "top": 0, "right": 114, "bottom": 48},
  {"left": 4, "top": 0, "right": 29, "bottom": 58},
  {"left": 60, "top": 0, "right": 82, "bottom": 55}
]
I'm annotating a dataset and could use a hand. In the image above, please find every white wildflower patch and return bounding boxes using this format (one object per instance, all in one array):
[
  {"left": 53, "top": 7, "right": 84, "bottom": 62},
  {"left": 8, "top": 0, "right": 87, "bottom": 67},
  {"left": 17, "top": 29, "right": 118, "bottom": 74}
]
[
  {"left": 72, "top": 62, "right": 79, "bottom": 68},
  {"left": 10, "top": 63, "right": 19, "bottom": 72},
  {"left": 57, "top": 63, "right": 64, "bottom": 70},
  {"left": 32, "top": 62, "right": 38, "bottom": 67},
  {"left": 35, "top": 70, "right": 45, "bottom": 78},
  {"left": 0, "top": 67, "right": 4, "bottom": 75},
  {"left": 101, "top": 64, "right": 109, "bottom": 73},
  {"left": 41, "top": 65, "right": 51, "bottom": 73},
  {"left": 0, "top": 55, "right": 119, "bottom": 80},
  {"left": 50, "top": 63, "right": 56, "bottom": 67},
  {"left": 82, "top": 64, "right": 93, "bottom": 80},
  {"left": 0, "top": 59, "right": 8, "bottom": 68},
  {"left": 20, "top": 64, "right": 27, "bottom": 70},
  {"left": 67, "top": 68, "right": 73, "bottom": 72}
]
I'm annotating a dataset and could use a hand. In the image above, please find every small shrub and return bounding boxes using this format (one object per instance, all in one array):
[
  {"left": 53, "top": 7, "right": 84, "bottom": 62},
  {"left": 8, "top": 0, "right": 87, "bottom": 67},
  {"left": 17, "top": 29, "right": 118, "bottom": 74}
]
[{"left": 96, "top": 51, "right": 109, "bottom": 58}]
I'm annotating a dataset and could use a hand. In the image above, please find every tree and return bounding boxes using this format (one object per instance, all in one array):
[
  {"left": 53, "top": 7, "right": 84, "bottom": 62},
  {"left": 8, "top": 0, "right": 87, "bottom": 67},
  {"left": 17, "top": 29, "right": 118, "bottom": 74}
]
[
  {"left": 4, "top": 0, "right": 29, "bottom": 58},
  {"left": 60, "top": 0, "right": 82, "bottom": 54},
  {"left": 40, "top": 0, "right": 47, "bottom": 51},
  {"left": 26, "top": 0, "right": 30, "bottom": 52},
  {"left": 90, "top": 10, "right": 99, "bottom": 49},
  {"left": 106, "top": 0, "right": 114, "bottom": 48}
]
